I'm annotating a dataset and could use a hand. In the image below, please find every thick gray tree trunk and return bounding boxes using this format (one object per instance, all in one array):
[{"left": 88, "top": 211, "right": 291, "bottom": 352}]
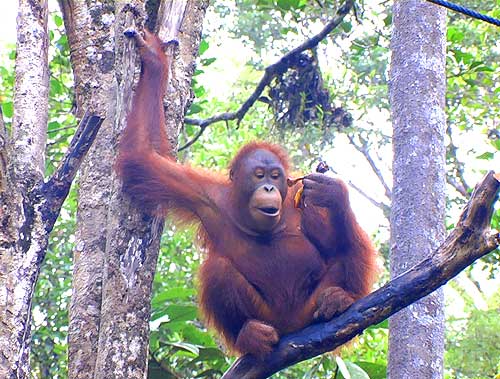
[
  {"left": 388, "top": 1, "right": 447, "bottom": 378},
  {"left": 60, "top": 1, "right": 208, "bottom": 378}
]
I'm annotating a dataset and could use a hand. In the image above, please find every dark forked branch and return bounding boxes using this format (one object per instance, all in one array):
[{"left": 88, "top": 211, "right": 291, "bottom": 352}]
[
  {"left": 222, "top": 171, "right": 500, "bottom": 379},
  {"left": 180, "top": 0, "right": 355, "bottom": 151},
  {"left": 39, "top": 112, "right": 104, "bottom": 232}
]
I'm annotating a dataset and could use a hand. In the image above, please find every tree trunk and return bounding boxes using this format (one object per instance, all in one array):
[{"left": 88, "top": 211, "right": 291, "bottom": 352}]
[
  {"left": 0, "top": 1, "right": 49, "bottom": 378},
  {"left": 388, "top": 1, "right": 447, "bottom": 378},
  {"left": 58, "top": 1, "right": 118, "bottom": 377},
  {"left": 59, "top": 1, "right": 208, "bottom": 378}
]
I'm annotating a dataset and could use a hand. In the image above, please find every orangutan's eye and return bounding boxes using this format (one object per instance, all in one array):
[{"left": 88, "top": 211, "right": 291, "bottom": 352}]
[
  {"left": 255, "top": 169, "right": 265, "bottom": 179},
  {"left": 271, "top": 170, "right": 281, "bottom": 179}
]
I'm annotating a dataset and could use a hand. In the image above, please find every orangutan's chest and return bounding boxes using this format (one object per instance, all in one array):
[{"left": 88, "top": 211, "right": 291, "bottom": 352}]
[{"left": 226, "top": 234, "right": 325, "bottom": 306}]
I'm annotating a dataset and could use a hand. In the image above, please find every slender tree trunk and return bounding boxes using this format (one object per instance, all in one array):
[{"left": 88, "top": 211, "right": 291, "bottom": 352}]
[
  {"left": 58, "top": 1, "right": 117, "bottom": 377},
  {"left": 60, "top": 1, "right": 208, "bottom": 377},
  {"left": 0, "top": 1, "right": 49, "bottom": 378},
  {"left": 388, "top": 1, "right": 447, "bottom": 378}
]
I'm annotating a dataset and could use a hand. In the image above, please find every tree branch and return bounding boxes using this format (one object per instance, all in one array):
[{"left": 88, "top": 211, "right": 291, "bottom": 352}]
[
  {"left": 222, "top": 171, "right": 500, "bottom": 379},
  {"left": 180, "top": 0, "right": 355, "bottom": 151},
  {"left": 39, "top": 111, "right": 104, "bottom": 232},
  {"left": 346, "top": 134, "right": 392, "bottom": 200},
  {"left": 329, "top": 166, "right": 390, "bottom": 216}
]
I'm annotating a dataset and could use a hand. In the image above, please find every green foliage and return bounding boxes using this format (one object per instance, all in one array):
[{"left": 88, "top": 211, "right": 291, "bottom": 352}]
[{"left": 446, "top": 290, "right": 500, "bottom": 379}]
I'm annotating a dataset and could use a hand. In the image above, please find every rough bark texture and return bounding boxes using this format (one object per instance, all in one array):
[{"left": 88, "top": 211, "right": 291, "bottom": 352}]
[
  {"left": 94, "top": 2, "right": 208, "bottom": 377},
  {"left": 58, "top": 2, "right": 118, "bottom": 378},
  {"left": 60, "top": 0, "right": 208, "bottom": 378},
  {"left": 0, "top": 1, "right": 49, "bottom": 378},
  {"left": 221, "top": 172, "right": 499, "bottom": 379},
  {"left": 388, "top": 1, "right": 447, "bottom": 379}
]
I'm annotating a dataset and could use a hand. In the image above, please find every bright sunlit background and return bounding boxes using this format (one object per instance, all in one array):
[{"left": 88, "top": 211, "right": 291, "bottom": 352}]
[{"left": 0, "top": 2, "right": 16, "bottom": 45}]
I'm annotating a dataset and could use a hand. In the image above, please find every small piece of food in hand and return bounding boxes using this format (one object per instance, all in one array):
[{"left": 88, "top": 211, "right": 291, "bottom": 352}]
[
  {"left": 289, "top": 161, "right": 329, "bottom": 208},
  {"left": 287, "top": 176, "right": 305, "bottom": 187}
]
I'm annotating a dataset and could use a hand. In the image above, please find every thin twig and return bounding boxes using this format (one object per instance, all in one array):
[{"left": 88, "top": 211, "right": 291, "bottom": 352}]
[
  {"left": 330, "top": 166, "right": 390, "bottom": 216},
  {"left": 346, "top": 134, "right": 392, "bottom": 200},
  {"left": 48, "top": 125, "right": 75, "bottom": 134},
  {"left": 179, "top": 0, "right": 355, "bottom": 151}
]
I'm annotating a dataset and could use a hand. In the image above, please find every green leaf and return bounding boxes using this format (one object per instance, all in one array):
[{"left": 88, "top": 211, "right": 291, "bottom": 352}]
[
  {"left": 201, "top": 57, "right": 216, "bottom": 66},
  {"left": 48, "top": 121, "right": 61, "bottom": 132},
  {"left": 463, "top": 78, "right": 477, "bottom": 87},
  {"left": 199, "top": 39, "right": 209, "bottom": 56},
  {"left": 469, "top": 61, "right": 483, "bottom": 70},
  {"left": 477, "top": 152, "right": 494, "bottom": 160},
  {"left": 194, "top": 86, "right": 206, "bottom": 98},
  {"left": 447, "top": 27, "right": 464, "bottom": 43},
  {"left": 277, "top": 0, "right": 293, "bottom": 11},
  {"left": 475, "top": 66, "right": 494, "bottom": 73},
  {"left": 54, "top": 14, "right": 63, "bottom": 27},
  {"left": 336, "top": 356, "right": 371, "bottom": 379},
  {"left": 196, "top": 346, "right": 225, "bottom": 361},
  {"left": 57, "top": 35, "right": 69, "bottom": 51},
  {"left": 179, "top": 324, "right": 215, "bottom": 346},
  {"left": 384, "top": 14, "right": 393, "bottom": 26},
  {"left": 149, "top": 331, "right": 160, "bottom": 351},
  {"left": 165, "top": 341, "right": 200, "bottom": 356},
  {"left": 147, "top": 359, "right": 174, "bottom": 379},
  {"left": 355, "top": 361, "right": 387, "bottom": 379},
  {"left": 50, "top": 78, "right": 63, "bottom": 95},
  {"left": 151, "top": 287, "right": 196, "bottom": 308},
  {"left": 166, "top": 304, "right": 198, "bottom": 323},
  {"left": 256, "top": 0, "right": 272, "bottom": 6},
  {"left": 1, "top": 102, "right": 13, "bottom": 118},
  {"left": 188, "top": 103, "right": 204, "bottom": 115},
  {"left": 341, "top": 21, "right": 352, "bottom": 33}
]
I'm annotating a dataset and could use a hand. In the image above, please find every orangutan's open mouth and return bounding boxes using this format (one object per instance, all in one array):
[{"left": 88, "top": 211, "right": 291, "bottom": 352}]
[{"left": 258, "top": 207, "right": 280, "bottom": 216}]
